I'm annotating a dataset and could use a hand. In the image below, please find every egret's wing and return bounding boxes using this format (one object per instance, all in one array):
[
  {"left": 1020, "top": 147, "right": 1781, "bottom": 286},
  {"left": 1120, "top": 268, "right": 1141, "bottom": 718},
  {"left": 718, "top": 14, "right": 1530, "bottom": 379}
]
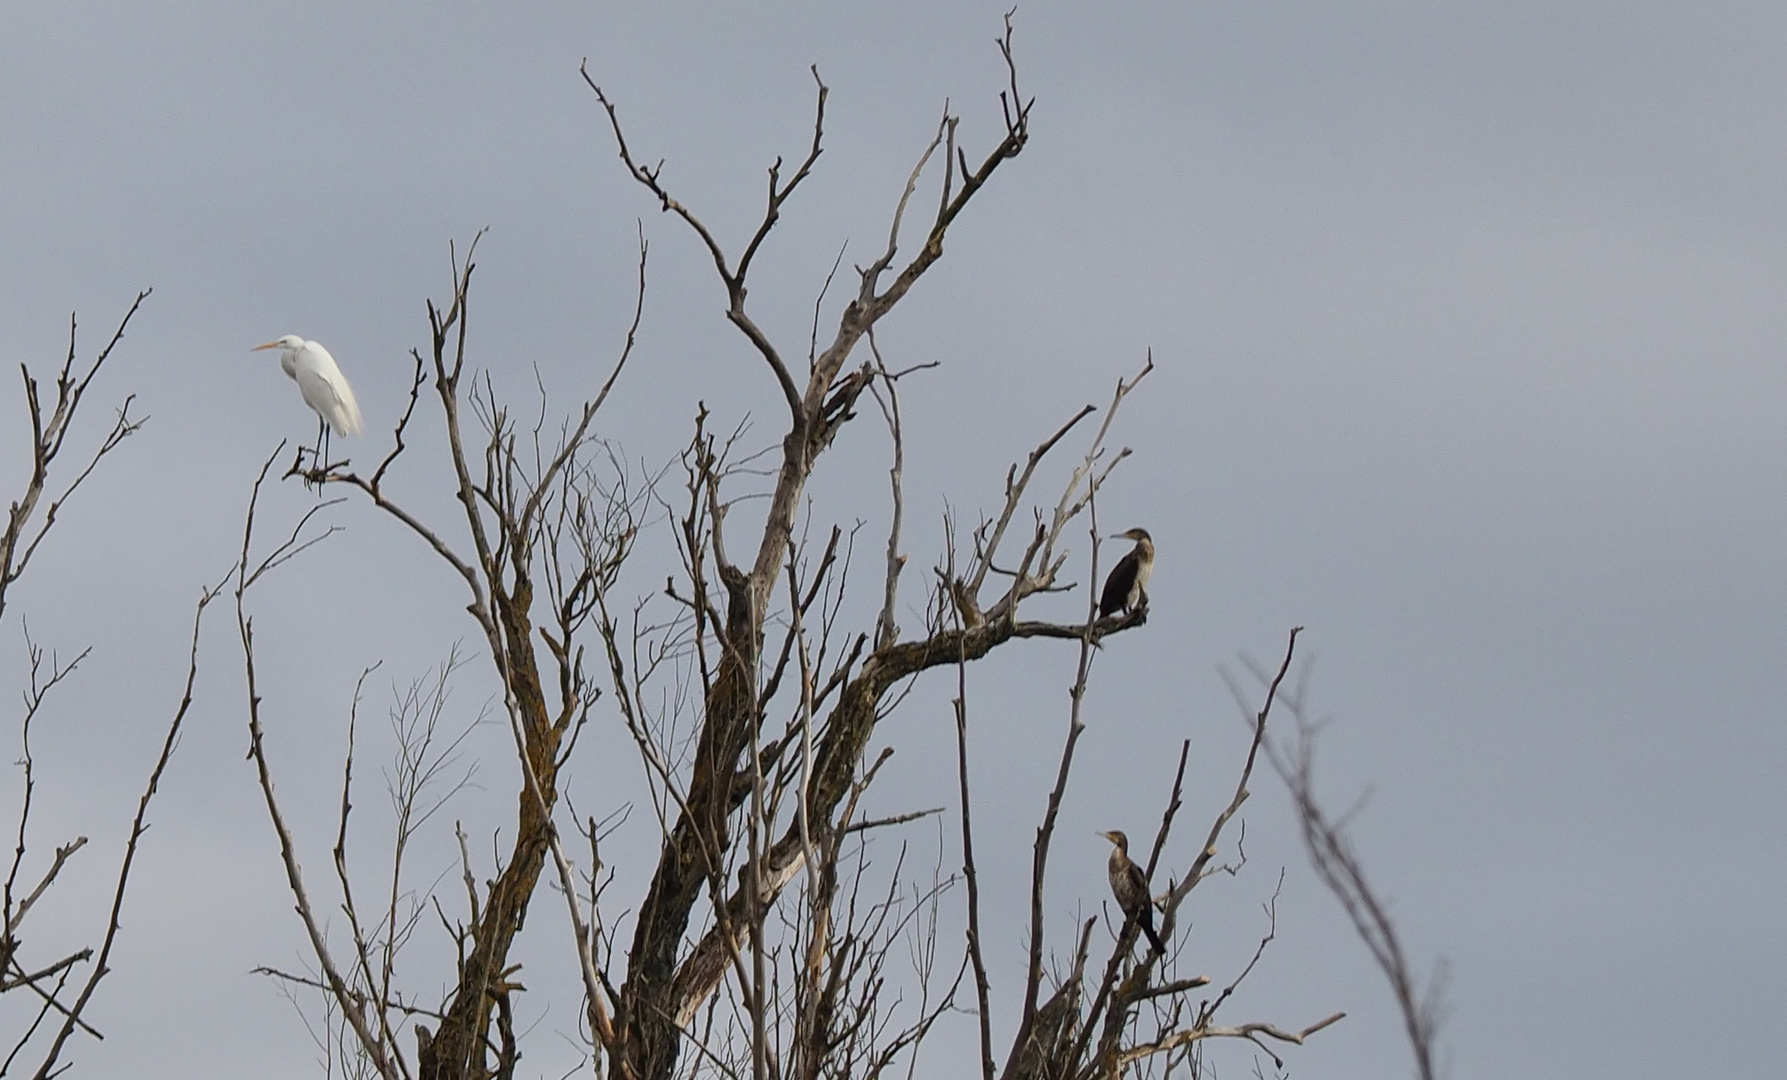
[
  {"left": 338, "top": 383, "right": 365, "bottom": 435},
  {"left": 294, "top": 345, "right": 365, "bottom": 436}
]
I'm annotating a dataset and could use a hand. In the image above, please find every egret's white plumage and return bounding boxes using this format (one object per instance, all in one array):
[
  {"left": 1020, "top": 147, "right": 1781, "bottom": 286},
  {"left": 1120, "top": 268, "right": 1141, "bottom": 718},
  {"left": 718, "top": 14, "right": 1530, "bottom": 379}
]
[
  {"left": 255, "top": 335, "right": 362, "bottom": 434},
  {"left": 254, "top": 335, "right": 363, "bottom": 465}
]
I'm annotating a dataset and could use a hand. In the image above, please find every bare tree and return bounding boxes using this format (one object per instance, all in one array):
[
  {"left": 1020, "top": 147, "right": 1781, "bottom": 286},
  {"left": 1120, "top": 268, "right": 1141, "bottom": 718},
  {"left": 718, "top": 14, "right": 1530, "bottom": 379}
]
[
  {"left": 1, "top": 295, "right": 222, "bottom": 1079},
  {"left": 1226, "top": 658, "right": 1446, "bottom": 1080},
  {"left": 237, "top": 16, "right": 1365, "bottom": 1080}
]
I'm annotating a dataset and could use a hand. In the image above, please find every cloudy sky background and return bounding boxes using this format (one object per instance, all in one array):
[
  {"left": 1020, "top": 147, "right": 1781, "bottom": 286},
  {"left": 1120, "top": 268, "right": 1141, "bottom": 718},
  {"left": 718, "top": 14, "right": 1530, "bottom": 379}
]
[{"left": 3, "top": 2, "right": 1784, "bottom": 1077}]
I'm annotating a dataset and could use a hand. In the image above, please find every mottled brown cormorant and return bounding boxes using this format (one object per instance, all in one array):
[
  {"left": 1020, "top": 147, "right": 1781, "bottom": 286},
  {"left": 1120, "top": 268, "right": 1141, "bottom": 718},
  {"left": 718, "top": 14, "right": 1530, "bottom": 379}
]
[{"left": 1099, "top": 829, "right": 1165, "bottom": 955}]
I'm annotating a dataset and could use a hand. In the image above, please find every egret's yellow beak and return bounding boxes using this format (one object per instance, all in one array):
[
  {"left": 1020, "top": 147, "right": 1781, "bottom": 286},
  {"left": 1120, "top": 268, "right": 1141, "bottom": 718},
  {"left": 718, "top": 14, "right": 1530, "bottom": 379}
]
[{"left": 252, "top": 341, "right": 282, "bottom": 351}]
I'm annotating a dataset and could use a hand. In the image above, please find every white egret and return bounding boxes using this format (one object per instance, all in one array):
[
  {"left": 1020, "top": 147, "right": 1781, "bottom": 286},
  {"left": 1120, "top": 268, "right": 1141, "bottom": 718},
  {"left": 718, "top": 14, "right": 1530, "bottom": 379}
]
[{"left": 253, "top": 335, "right": 364, "bottom": 468}]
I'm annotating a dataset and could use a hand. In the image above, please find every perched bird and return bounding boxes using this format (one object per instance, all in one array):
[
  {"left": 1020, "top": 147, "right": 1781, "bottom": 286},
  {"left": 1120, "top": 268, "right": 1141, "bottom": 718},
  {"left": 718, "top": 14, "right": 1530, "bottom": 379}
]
[
  {"left": 253, "top": 335, "right": 363, "bottom": 467},
  {"left": 1099, "top": 829, "right": 1165, "bottom": 956},
  {"left": 1099, "top": 527, "right": 1154, "bottom": 617}
]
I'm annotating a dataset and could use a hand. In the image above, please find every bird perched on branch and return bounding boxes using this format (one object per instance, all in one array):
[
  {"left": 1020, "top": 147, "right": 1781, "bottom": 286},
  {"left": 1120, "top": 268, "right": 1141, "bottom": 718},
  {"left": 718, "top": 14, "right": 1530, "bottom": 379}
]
[
  {"left": 254, "top": 335, "right": 363, "bottom": 468},
  {"left": 1099, "top": 829, "right": 1165, "bottom": 955},
  {"left": 1099, "top": 527, "right": 1154, "bottom": 617}
]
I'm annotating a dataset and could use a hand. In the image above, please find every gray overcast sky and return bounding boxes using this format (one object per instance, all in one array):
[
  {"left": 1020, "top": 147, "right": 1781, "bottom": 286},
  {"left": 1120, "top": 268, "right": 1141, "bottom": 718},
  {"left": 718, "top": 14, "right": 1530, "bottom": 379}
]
[{"left": 3, "top": 3, "right": 1784, "bottom": 1078}]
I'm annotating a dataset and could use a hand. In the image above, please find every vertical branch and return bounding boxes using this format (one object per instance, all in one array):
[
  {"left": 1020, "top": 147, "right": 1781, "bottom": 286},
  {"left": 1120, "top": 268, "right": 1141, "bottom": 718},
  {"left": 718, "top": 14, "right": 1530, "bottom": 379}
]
[
  {"left": 330, "top": 669, "right": 381, "bottom": 1049},
  {"left": 747, "top": 630, "right": 769, "bottom": 1080},
  {"left": 236, "top": 450, "right": 400, "bottom": 1080},
  {"left": 1001, "top": 495, "right": 1106, "bottom": 1080},
  {"left": 866, "top": 330, "right": 919, "bottom": 652},
  {"left": 789, "top": 550, "right": 824, "bottom": 1080},
  {"left": 5, "top": 638, "right": 91, "bottom": 945},
  {"left": 324, "top": 228, "right": 643, "bottom": 1077},
  {"left": 500, "top": 648, "right": 621, "bottom": 1068},
  {"left": 948, "top": 522, "right": 994, "bottom": 1080}
]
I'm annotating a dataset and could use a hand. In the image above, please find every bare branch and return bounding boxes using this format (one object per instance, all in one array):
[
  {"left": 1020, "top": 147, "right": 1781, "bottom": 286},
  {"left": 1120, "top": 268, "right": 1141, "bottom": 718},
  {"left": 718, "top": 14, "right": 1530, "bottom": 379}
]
[
  {"left": 1255, "top": 666, "right": 1443, "bottom": 1080},
  {"left": 581, "top": 65, "right": 806, "bottom": 419},
  {"left": 951, "top": 595, "right": 994, "bottom": 1080},
  {"left": 1116, "top": 1012, "right": 1346, "bottom": 1071},
  {"left": 1, "top": 291, "right": 150, "bottom": 621},
  {"left": 866, "top": 330, "right": 913, "bottom": 651},
  {"left": 609, "top": 25, "right": 1040, "bottom": 1076},
  {"left": 1165, "top": 627, "right": 1301, "bottom": 916},
  {"left": 30, "top": 573, "right": 228, "bottom": 1076},
  {"left": 236, "top": 449, "right": 403, "bottom": 1080}
]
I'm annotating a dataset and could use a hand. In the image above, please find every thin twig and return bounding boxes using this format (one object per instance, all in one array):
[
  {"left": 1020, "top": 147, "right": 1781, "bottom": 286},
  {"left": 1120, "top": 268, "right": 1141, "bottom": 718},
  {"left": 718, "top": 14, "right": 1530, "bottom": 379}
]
[{"left": 31, "top": 572, "right": 228, "bottom": 1078}]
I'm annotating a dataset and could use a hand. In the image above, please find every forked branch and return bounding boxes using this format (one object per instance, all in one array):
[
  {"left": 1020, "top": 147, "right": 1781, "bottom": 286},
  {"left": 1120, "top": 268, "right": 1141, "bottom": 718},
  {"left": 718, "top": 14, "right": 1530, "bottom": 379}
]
[{"left": 2, "top": 292, "right": 149, "bottom": 620}]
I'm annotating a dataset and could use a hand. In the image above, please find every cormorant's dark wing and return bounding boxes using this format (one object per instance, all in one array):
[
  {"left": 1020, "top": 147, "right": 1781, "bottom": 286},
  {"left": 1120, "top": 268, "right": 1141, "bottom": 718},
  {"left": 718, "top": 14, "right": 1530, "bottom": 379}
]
[
  {"left": 1137, "top": 907, "right": 1166, "bottom": 955},
  {"left": 1100, "top": 551, "right": 1139, "bottom": 616},
  {"left": 1112, "top": 858, "right": 1165, "bottom": 954}
]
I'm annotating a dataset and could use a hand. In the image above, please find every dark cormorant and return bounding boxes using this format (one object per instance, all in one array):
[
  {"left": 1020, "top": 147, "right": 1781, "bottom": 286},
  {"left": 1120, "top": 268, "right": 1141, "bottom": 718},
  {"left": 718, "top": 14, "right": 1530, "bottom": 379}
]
[
  {"left": 1099, "top": 829, "right": 1165, "bottom": 955},
  {"left": 1099, "top": 528, "right": 1154, "bottom": 617}
]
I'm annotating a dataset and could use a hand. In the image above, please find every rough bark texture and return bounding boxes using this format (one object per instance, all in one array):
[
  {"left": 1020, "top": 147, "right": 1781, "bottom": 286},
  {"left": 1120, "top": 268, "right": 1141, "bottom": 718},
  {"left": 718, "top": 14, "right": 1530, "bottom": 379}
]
[{"left": 418, "top": 593, "right": 559, "bottom": 1080}]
